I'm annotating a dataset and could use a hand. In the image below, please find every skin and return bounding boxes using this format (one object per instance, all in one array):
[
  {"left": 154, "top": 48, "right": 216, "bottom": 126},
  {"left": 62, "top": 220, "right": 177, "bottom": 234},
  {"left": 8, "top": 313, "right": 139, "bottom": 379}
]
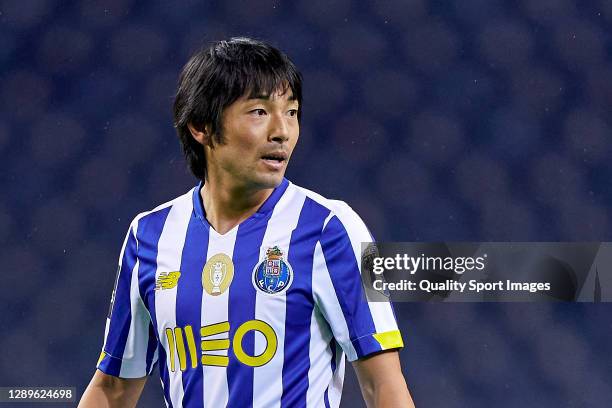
[
  {"left": 78, "top": 371, "right": 145, "bottom": 408},
  {"left": 353, "top": 351, "right": 416, "bottom": 408},
  {"left": 79, "top": 88, "right": 416, "bottom": 407},
  {"left": 191, "top": 89, "right": 300, "bottom": 235}
]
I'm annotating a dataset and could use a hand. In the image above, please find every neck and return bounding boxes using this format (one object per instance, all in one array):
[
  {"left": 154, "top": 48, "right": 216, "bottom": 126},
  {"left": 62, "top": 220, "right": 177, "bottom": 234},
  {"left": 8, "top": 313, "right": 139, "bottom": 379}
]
[{"left": 201, "top": 177, "right": 275, "bottom": 235}]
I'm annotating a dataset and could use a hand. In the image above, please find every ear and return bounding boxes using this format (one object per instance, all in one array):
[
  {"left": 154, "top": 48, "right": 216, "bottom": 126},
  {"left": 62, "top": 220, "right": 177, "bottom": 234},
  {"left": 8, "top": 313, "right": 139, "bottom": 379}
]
[{"left": 187, "top": 123, "right": 210, "bottom": 146}]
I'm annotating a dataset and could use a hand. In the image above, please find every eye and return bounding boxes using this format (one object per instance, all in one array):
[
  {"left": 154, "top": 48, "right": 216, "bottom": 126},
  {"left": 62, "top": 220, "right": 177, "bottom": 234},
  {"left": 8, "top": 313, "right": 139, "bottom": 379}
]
[
  {"left": 287, "top": 109, "right": 298, "bottom": 117},
  {"left": 250, "top": 108, "right": 267, "bottom": 116}
]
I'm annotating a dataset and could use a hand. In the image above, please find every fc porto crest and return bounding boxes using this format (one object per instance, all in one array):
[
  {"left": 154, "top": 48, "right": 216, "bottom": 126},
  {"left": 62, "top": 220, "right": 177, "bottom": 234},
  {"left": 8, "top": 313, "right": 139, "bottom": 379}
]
[{"left": 253, "top": 246, "right": 293, "bottom": 295}]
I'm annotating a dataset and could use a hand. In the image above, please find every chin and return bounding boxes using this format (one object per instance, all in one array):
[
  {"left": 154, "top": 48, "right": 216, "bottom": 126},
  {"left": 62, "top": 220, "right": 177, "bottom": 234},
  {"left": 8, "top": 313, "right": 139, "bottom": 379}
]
[{"left": 254, "top": 173, "right": 284, "bottom": 189}]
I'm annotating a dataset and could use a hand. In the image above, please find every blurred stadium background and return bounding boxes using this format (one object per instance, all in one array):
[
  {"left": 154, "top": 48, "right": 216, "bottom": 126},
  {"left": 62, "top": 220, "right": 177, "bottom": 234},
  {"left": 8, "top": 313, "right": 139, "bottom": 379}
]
[{"left": 2, "top": 0, "right": 612, "bottom": 406}]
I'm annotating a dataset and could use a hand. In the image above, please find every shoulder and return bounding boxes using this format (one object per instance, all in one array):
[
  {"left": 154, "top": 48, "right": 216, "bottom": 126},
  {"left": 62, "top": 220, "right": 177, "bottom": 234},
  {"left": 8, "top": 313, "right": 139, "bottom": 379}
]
[
  {"left": 289, "top": 182, "right": 372, "bottom": 242},
  {"left": 128, "top": 187, "right": 196, "bottom": 236}
]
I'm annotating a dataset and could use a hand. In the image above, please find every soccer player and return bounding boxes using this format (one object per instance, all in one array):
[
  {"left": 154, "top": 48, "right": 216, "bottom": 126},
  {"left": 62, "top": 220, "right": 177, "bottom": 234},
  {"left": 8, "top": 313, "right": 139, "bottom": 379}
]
[{"left": 79, "top": 37, "right": 415, "bottom": 408}]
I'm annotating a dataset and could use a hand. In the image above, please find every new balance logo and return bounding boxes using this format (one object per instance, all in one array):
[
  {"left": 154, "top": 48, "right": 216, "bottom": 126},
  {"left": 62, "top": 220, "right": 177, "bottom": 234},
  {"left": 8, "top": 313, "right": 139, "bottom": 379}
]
[{"left": 155, "top": 271, "right": 181, "bottom": 290}]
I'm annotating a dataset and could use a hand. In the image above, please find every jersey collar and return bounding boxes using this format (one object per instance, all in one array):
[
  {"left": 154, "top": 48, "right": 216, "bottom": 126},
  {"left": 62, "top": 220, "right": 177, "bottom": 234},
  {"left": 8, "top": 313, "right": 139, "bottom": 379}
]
[{"left": 192, "top": 178, "right": 290, "bottom": 224}]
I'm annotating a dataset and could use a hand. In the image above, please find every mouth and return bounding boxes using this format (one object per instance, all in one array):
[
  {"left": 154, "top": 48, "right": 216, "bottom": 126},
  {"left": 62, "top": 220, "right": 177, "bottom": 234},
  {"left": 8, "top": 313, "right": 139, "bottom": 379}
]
[{"left": 260, "top": 151, "right": 288, "bottom": 170}]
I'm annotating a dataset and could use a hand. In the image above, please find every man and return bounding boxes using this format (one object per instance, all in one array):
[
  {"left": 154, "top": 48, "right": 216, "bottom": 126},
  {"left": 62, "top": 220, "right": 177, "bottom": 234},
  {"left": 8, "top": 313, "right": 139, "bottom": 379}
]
[{"left": 79, "top": 37, "right": 415, "bottom": 408}]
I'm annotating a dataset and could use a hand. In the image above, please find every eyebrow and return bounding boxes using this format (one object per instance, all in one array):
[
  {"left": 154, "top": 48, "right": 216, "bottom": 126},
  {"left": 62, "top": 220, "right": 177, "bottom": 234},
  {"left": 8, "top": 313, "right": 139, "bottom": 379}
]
[{"left": 247, "top": 93, "right": 298, "bottom": 101}]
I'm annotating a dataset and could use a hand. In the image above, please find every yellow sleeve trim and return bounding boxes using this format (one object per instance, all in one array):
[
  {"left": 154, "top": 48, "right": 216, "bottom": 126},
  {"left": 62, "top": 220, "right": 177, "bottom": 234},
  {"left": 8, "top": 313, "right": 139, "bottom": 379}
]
[
  {"left": 373, "top": 330, "right": 404, "bottom": 350},
  {"left": 97, "top": 351, "right": 106, "bottom": 366}
]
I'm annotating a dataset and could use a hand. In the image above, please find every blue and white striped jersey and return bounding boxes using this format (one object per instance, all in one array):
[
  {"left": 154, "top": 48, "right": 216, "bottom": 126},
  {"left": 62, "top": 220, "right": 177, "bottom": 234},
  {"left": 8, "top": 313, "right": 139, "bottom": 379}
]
[{"left": 97, "top": 178, "right": 403, "bottom": 408}]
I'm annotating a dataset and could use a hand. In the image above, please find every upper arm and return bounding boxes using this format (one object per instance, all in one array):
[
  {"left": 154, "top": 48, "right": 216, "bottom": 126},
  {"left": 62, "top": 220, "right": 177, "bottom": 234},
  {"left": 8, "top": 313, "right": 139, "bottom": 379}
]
[
  {"left": 78, "top": 370, "right": 147, "bottom": 408},
  {"left": 97, "top": 219, "right": 158, "bottom": 378},
  {"left": 313, "top": 205, "right": 403, "bottom": 361}
]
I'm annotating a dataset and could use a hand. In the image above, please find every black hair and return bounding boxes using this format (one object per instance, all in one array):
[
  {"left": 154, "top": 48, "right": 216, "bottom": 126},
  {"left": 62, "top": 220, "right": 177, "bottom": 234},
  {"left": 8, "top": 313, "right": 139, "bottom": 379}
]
[{"left": 173, "top": 37, "right": 303, "bottom": 181}]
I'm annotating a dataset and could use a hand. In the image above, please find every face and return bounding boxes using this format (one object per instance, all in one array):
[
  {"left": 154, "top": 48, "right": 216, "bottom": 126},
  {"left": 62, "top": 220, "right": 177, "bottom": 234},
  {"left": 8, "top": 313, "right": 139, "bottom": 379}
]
[{"left": 202, "top": 89, "right": 300, "bottom": 191}]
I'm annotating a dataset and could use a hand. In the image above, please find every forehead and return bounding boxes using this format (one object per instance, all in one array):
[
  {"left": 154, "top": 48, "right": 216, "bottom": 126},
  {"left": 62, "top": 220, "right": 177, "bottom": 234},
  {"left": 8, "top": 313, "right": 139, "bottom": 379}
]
[{"left": 242, "top": 87, "right": 297, "bottom": 103}]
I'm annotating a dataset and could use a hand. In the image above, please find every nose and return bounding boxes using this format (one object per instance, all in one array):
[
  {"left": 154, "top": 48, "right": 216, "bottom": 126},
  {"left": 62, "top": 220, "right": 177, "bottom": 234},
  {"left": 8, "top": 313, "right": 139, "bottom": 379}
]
[{"left": 268, "top": 113, "right": 289, "bottom": 143}]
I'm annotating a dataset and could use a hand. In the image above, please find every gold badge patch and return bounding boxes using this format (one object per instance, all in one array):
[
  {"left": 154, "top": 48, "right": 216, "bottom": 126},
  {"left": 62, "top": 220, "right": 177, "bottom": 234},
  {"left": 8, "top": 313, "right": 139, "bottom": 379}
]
[{"left": 202, "top": 253, "right": 234, "bottom": 296}]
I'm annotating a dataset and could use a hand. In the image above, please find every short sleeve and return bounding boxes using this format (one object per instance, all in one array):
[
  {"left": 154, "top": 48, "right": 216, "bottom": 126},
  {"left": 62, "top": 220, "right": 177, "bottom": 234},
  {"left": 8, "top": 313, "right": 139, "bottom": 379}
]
[
  {"left": 313, "top": 204, "right": 403, "bottom": 362},
  {"left": 96, "top": 221, "right": 158, "bottom": 378}
]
